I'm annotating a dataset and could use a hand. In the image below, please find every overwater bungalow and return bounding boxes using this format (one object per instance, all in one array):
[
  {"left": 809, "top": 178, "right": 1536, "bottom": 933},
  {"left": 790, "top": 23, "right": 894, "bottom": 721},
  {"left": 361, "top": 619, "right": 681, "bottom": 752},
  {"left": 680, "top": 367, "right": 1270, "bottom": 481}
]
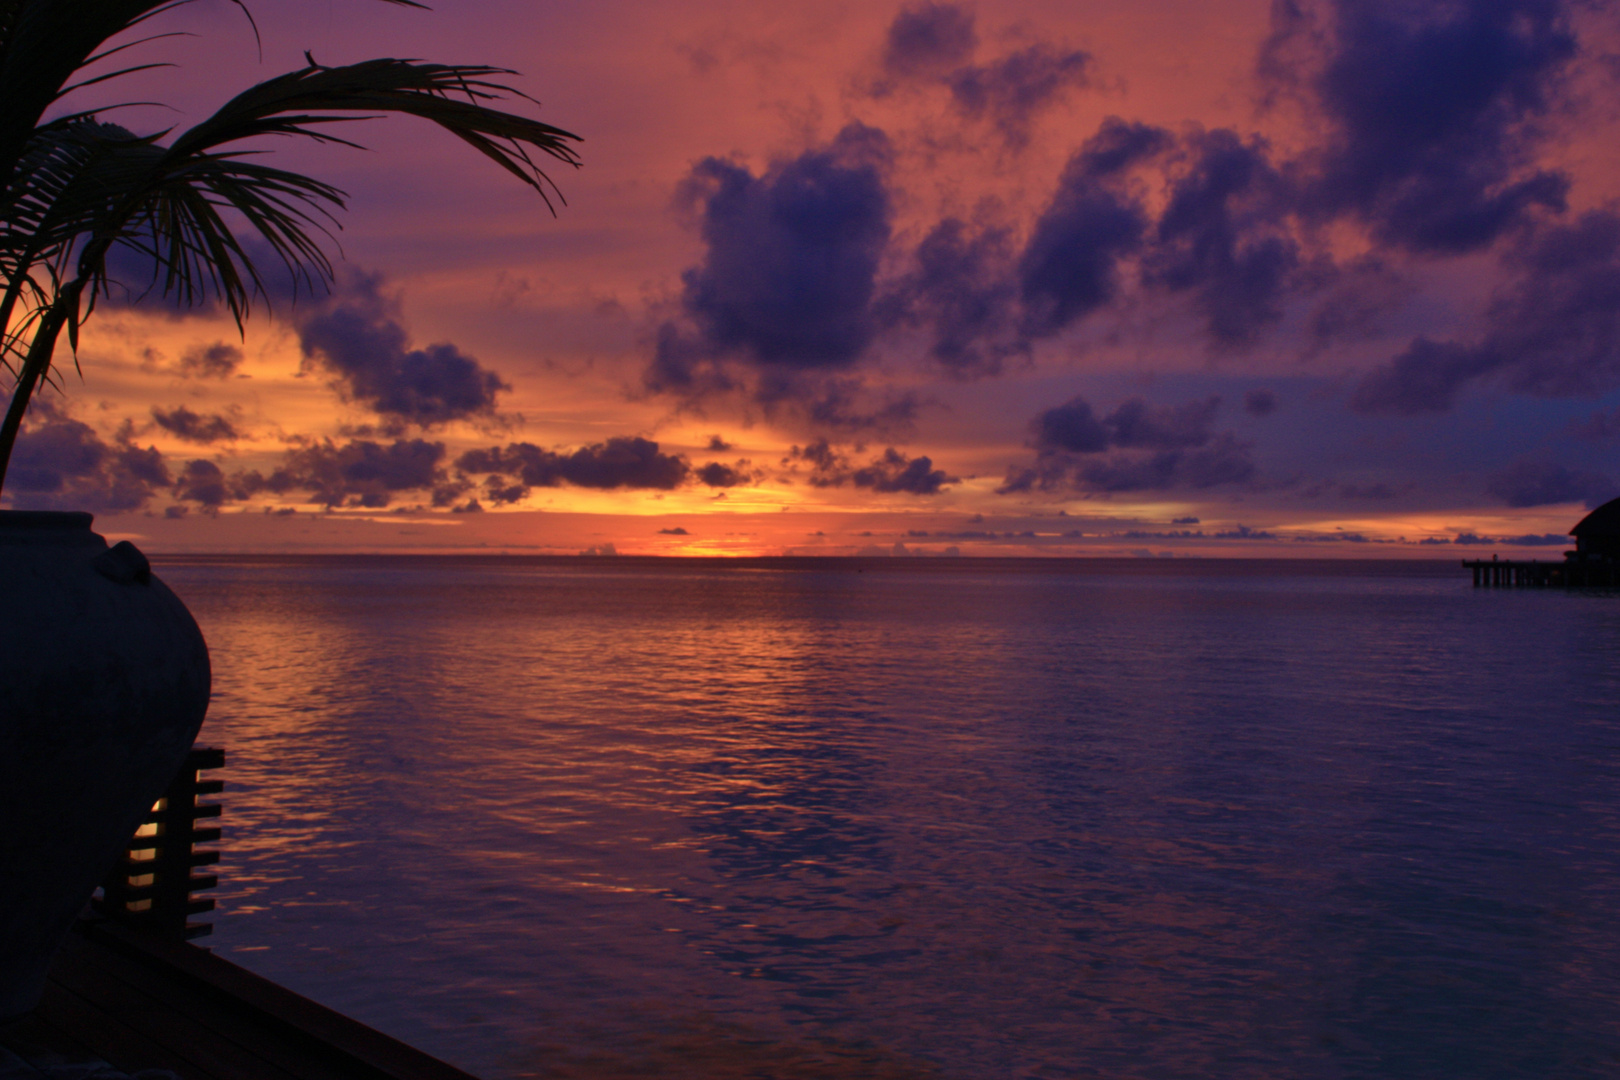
[{"left": 1466, "top": 495, "right": 1620, "bottom": 587}]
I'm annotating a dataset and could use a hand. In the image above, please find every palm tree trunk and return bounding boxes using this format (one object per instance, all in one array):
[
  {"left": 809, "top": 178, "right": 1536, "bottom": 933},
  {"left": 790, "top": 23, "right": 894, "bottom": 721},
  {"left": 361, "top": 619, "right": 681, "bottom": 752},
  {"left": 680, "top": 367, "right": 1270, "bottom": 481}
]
[{"left": 0, "top": 278, "right": 84, "bottom": 500}]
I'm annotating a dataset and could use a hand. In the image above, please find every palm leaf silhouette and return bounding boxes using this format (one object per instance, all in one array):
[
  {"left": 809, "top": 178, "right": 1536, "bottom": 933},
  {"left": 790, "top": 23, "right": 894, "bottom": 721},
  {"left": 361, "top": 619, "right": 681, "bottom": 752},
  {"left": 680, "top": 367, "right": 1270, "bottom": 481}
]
[{"left": 0, "top": 2, "right": 581, "bottom": 494}]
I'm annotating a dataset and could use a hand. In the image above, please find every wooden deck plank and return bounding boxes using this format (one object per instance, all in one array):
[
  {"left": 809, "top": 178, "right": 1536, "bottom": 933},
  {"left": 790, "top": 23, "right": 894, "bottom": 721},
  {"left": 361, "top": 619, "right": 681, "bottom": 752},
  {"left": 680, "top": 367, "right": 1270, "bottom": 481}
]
[
  {"left": 8, "top": 920, "right": 483, "bottom": 1080},
  {"left": 0, "top": 1008, "right": 102, "bottom": 1068},
  {"left": 46, "top": 936, "right": 308, "bottom": 1080},
  {"left": 81, "top": 922, "right": 479, "bottom": 1080},
  {"left": 30, "top": 978, "right": 209, "bottom": 1079}
]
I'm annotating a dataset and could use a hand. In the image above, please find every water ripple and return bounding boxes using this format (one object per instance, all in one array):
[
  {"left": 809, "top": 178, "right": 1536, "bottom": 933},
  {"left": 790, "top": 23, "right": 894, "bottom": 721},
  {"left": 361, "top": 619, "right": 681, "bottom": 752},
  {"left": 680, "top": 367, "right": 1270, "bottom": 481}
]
[{"left": 157, "top": 557, "right": 1620, "bottom": 1080}]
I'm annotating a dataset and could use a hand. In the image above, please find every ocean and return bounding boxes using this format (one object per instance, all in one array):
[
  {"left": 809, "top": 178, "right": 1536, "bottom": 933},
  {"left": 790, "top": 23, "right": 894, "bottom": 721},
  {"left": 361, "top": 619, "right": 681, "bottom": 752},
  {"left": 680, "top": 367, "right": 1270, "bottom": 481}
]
[{"left": 155, "top": 556, "right": 1620, "bottom": 1079}]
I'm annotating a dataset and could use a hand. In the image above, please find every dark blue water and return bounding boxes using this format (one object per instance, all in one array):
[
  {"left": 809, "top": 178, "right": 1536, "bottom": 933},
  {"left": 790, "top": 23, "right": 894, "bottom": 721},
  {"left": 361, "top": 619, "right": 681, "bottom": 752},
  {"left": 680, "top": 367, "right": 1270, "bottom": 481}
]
[{"left": 157, "top": 556, "right": 1620, "bottom": 1079}]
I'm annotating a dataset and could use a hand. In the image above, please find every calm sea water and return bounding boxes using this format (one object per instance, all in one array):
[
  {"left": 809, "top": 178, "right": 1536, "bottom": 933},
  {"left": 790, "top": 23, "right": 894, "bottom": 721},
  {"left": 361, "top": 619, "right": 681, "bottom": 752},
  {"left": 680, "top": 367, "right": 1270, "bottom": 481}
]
[{"left": 154, "top": 556, "right": 1620, "bottom": 1080}]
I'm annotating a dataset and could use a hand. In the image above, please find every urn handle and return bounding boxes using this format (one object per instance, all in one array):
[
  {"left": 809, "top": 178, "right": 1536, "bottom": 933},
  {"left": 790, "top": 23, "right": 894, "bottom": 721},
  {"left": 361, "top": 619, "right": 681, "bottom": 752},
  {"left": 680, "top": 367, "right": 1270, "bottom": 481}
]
[{"left": 92, "top": 540, "right": 152, "bottom": 585}]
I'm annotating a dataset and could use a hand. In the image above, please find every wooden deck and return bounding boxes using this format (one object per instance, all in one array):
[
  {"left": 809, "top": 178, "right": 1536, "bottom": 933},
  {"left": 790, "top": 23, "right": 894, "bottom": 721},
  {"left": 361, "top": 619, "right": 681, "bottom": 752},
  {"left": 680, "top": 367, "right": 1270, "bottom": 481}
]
[{"left": 1, "top": 917, "right": 478, "bottom": 1080}]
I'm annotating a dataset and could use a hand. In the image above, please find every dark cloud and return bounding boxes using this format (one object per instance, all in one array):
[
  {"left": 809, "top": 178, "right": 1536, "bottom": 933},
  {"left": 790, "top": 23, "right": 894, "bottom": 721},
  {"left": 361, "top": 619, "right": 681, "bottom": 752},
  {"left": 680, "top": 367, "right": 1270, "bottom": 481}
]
[
  {"left": 945, "top": 44, "right": 1091, "bottom": 138},
  {"left": 1355, "top": 211, "right": 1620, "bottom": 412},
  {"left": 1440, "top": 531, "right": 1568, "bottom": 545},
  {"left": 1102, "top": 396, "right": 1222, "bottom": 450},
  {"left": 1276, "top": 0, "right": 1575, "bottom": 253},
  {"left": 878, "top": 5, "right": 1086, "bottom": 141},
  {"left": 1569, "top": 406, "right": 1620, "bottom": 442},
  {"left": 296, "top": 270, "right": 508, "bottom": 427},
  {"left": 887, "top": 218, "right": 1024, "bottom": 377},
  {"left": 648, "top": 125, "right": 892, "bottom": 395},
  {"left": 456, "top": 436, "right": 690, "bottom": 503},
  {"left": 1485, "top": 460, "right": 1614, "bottom": 508},
  {"left": 1008, "top": 393, "right": 1253, "bottom": 494},
  {"left": 5, "top": 413, "right": 170, "bottom": 513},
  {"left": 1032, "top": 394, "right": 1223, "bottom": 454},
  {"left": 790, "top": 438, "right": 845, "bottom": 480},
  {"left": 790, "top": 439, "right": 956, "bottom": 495},
  {"left": 1072, "top": 435, "right": 1256, "bottom": 493},
  {"left": 178, "top": 342, "right": 243, "bottom": 379},
  {"left": 1032, "top": 396, "right": 1108, "bottom": 454},
  {"left": 1143, "top": 129, "right": 1298, "bottom": 348},
  {"left": 1213, "top": 524, "right": 1277, "bottom": 540},
  {"left": 255, "top": 438, "right": 448, "bottom": 509},
  {"left": 1244, "top": 389, "right": 1278, "bottom": 416},
  {"left": 658, "top": 526, "right": 690, "bottom": 535},
  {"left": 851, "top": 448, "right": 957, "bottom": 494},
  {"left": 1479, "top": 212, "right": 1620, "bottom": 398},
  {"left": 1018, "top": 119, "right": 1167, "bottom": 338},
  {"left": 706, "top": 434, "right": 733, "bottom": 451},
  {"left": 802, "top": 378, "right": 921, "bottom": 432},
  {"left": 151, "top": 405, "right": 241, "bottom": 444},
  {"left": 1351, "top": 337, "right": 1496, "bottom": 414},
  {"left": 695, "top": 461, "right": 752, "bottom": 488},
  {"left": 883, "top": 2, "right": 976, "bottom": 77},
  {"left": 174, "top": 459, "right": 229, "bottom": 508}
]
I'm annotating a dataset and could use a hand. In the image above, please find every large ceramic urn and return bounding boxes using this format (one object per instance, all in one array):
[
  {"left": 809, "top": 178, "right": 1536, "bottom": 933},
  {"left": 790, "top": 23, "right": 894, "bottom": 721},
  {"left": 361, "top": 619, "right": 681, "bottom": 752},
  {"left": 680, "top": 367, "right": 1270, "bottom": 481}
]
[{"left": 0, "top": 510, "right": 209, "bottom": 1021}]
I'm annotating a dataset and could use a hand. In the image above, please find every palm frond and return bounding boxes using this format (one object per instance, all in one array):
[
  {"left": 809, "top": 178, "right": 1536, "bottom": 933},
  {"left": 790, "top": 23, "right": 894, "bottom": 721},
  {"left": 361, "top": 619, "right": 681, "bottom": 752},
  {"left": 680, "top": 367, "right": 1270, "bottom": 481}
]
[
  {"left": 0, "top": 1, "right": 576, "bottom": 495},
  {"left": 0, "top": 1, "right": 430, "bottom": 182},
  {"left": 171, "top": 57, "right": 583, "bottom": 209}
]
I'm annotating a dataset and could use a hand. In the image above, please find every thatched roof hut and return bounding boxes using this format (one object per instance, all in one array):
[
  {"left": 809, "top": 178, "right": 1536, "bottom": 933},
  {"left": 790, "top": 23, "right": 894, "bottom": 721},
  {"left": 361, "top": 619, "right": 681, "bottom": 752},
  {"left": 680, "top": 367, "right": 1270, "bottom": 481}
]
[{"left": 1571, "top": 496, "right": 1620, "bottom": 558}]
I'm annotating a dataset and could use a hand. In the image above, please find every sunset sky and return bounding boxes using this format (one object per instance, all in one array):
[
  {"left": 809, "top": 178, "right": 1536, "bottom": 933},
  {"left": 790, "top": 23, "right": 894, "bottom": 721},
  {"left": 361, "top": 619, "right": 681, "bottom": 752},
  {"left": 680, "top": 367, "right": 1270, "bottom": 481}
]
[{"left": 12, "top": 0, "right": 1620, "bottom": 555}]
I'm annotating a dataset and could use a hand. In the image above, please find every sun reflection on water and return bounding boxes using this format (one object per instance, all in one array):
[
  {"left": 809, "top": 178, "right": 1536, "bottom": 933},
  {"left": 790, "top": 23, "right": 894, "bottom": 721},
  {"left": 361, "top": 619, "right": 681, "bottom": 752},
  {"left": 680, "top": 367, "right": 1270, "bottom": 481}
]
[{"left": 159, "top": 557, "right": 1620, "bottom": 1079}]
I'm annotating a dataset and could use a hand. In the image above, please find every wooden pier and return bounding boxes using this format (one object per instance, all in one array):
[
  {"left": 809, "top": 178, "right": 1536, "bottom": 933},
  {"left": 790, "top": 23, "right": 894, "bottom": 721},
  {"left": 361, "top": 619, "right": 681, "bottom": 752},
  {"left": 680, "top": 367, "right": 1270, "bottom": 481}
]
[
  {"left": 1, "top": 748, "right": 481, "bottom": 1080},
  {"left": 1464, "top": 556, "right": 1620, "bottom": 588}
]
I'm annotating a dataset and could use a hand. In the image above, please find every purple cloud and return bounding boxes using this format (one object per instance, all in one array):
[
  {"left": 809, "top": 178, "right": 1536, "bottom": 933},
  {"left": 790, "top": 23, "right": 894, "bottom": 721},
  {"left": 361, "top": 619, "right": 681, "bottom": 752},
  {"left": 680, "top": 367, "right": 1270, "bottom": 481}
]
[{"left": 297, "top": 271, "right": 508, "bottom": 427}]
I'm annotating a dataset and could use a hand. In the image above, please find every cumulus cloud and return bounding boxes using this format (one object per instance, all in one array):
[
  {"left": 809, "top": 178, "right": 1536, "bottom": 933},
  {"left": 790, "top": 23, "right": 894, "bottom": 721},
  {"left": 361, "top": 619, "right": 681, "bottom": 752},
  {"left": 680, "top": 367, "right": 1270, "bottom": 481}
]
[
  {"left": 248, "top": 438, "right": 448, "bottom": 509},
  {"left": 695, "top": 461, "right": 754, "bottom": 488},
  {"left": 1102, "top": 396, "right": 1223, "bottom": 450},
  {"left": 456, "top": 436, "right": 690, "bottom": 504},
  {"left": 178, "top": 342, "right": 243, "bottom": 379},
  {"left": 1485, "top": 460, "right": 1614, "bottom": 508},
  {"left": 1144, "top": 129, "right": 1299, "bottom": 348},
  {"left": 1272, "top": 0, "right": 1574, "bottom": 253},
  {"left": 878, "top": 5, "right": 1088, "bottom": 143},
  {"left": 5, "top": 412, "right": 169, "bottom": 512},
  {"left": 1351, "top": 337, "right": 1493, "bottom": 414},
  {"left": 1004, "top": 393, "right": 1255, "bottom": 494},
  {"left": 851, "top": 447, "right": 957, "bottom": 494},
  {"left": 944, "top": 43, "right": 1091, "bottom": 140},
  {"left": 648, "top": 124, "right": 893, "bottom": 398},
  {"left": 296, "top": 270, "right": 509, "bottom": 427},
  {"left": 173, "top": 459, "right": 230, "bottom": 508},
  {"left": 1354, "top": 211, "right": 1620, "bottom": 413},
  {"left": 1061, "top": 435, "right": 1256, "bottom": 493},
  {"left": 886, "top": 218, "right": 1024, "bottom": 377},
  {"left": 151, "top": 405, "right": 241, "bottom": 444},
  {"left": 882, "top": 2, "right": 976, "bottom": 77},
  {"left": 789, "top": 439, "right": 957, "bottom": 495},
  {"left": 1032, "top": 395, "right": 1222, "bottom": 455},
  {"left": 1019, "top": 119, "right": 1166, "bottom": 338}
]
